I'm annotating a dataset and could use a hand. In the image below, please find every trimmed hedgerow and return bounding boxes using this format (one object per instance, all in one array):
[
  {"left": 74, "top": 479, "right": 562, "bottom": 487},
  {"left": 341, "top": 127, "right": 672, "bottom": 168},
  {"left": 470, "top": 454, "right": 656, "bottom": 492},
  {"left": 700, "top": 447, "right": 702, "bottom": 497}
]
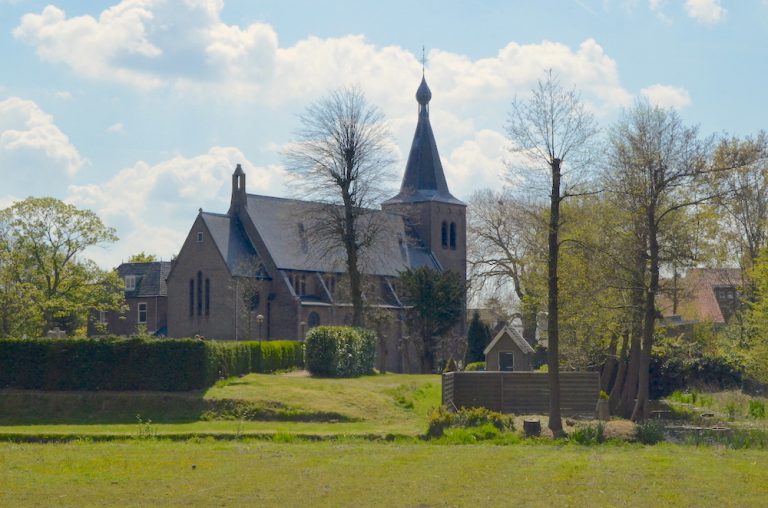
[
  {"left": 304, "top": 326, "right": 376, "bottom": 377},
  {"left": 0, "top": 337, "right": 304, "bottom": 391}
]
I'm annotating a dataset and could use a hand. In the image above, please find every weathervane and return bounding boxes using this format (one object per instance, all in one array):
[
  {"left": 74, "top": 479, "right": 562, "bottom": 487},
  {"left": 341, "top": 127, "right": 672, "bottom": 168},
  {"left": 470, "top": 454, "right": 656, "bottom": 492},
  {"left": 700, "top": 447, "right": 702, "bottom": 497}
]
[{"left": 421, "top": 45, "right": 426, "bottom": 76}]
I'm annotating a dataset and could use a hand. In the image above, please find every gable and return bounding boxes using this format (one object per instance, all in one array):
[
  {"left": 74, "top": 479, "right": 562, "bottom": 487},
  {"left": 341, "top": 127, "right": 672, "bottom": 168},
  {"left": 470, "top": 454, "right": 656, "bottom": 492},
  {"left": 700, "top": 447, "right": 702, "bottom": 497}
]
[
  {"left": 200, "top": 212, "right": 268, "bottom": 278},
  {"left": 484, "top": 326, "right": 535, "bottom": 356}
]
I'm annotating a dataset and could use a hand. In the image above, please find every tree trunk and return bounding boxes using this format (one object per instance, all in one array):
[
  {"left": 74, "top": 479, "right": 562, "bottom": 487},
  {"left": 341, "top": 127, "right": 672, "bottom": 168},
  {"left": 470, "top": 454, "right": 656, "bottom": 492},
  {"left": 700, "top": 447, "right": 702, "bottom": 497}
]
[
  {"left": 600, "top": 333, "right": 619, "bottom": 393},
  {"left": 616, "top": 250, "right": 646, "bottom": 418},
  {"left": 632, "top": 214, "right": 659, "bottom": 422},
  {"left": 341, "top": 189, "right": 364, "bottom": 328},
  {"left": 608, "top": 329, "right": 630, "bottom": 414},
  {"left": 547, "top": 158, "right": 564, "bottom": 437}
]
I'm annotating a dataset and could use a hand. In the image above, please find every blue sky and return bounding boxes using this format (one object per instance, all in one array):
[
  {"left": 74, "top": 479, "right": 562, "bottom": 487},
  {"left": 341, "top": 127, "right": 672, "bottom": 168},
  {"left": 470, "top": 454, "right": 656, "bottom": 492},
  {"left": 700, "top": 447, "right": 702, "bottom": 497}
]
[{"left": 0, "top": 0, "right": 765, "bottom": 267}]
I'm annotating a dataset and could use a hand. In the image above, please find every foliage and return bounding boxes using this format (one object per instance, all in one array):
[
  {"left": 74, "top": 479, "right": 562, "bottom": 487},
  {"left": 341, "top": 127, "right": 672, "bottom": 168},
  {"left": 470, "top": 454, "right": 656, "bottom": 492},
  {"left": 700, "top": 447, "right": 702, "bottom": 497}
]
[
  {"left": 304, "top": 326, "right": 376, "bottom": 377},
  {"left": 465, "top": 310, "right": 492, "bottom": 364},
  {"left": 442, "top": 358, "right": 458, "bottom": 373},
  {"left": 127, "top": 252, "right": 158, "bottom": 263},
  {"left": 570, "top": 423, "right": 605, "bottom": 445},
  {"left": 748, "top": 399, "right": 766, "bottom": 419},
  {"left": 464, "top": 362, "right": 485, "bottom": 372},
  {"left": 399, "top": 267, "right": 464, "bottom": 372},
  {"left": 634, "top": 419, "right": 666, "bottom": 445},
  {"left": 0, "top": 337, "right": 304, "bottom": 391},
  {"left": 0, "top": 197, "right": 124, "bottom": 336},
  {"left": 426, "top": 405, "right": 515, "bottom": 438},
  {"left": 283, "top": 86, "right": 395, "bottom": 327}
]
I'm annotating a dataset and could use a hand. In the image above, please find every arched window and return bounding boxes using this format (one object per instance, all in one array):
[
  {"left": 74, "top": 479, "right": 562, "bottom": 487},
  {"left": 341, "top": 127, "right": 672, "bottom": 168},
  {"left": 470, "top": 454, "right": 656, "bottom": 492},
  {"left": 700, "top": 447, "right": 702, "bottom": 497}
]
[
  {"left": 441, "top": 221, "right": 448, "bottom": 248},
  {"left": 449, "top": 222, "right": 457, "bottom": 250},
  {"left": 189, "top": 279, "right": 194, "bottom": 317},
  {"left": 196, "top": 271, "right": 203, "bottom": 316},
  {"left": 204, "top": 278, "right": 210, "bottom": 316},
  {"left": 308, "top": 312, "right": 320, "bottom": 328}
]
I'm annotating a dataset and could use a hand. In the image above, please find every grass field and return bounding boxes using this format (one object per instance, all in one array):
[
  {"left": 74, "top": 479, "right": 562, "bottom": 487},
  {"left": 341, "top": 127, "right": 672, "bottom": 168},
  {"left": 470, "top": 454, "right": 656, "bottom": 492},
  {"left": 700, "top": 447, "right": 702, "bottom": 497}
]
[
  {"left": 2, "top": 440, "right": 767, "bottom": 506},
  {"left": 0, "top": 372, "right": 441, "bottom": 437}
]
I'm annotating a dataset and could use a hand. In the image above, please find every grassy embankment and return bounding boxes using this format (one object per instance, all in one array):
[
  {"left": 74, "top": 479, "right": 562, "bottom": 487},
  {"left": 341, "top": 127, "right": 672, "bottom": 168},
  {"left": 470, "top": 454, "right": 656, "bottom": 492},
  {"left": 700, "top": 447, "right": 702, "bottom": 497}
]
[
  {"left": 1, "top": 440, "right": 767, "bottom": 506},
  {"left": 0, "top": 373, "right": 440, "bottom": 438}
]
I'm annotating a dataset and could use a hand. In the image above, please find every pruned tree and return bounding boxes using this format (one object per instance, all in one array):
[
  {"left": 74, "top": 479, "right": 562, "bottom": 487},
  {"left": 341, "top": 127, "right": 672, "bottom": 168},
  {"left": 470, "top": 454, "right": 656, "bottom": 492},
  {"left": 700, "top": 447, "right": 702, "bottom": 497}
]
[
  {"left": 284, "top": 86, "right": 395, "bottom": 327},
  {"left": 0, "top": 197, "right": 124, "bottom": 335},
  {"left": 605, "top": 100, "right": 712, "bottom": 421},
  {"left": 399, "top": 267, "right": 464, "bottom": 373},
  {"left": 467, "top": 189, "right": 546, "bottom": 343},
  {"left": 465, "top": 310, "right": 492, "bottom": 364},
  {"left": 506, "top": 70, "right": 599, "bottom": 436}
]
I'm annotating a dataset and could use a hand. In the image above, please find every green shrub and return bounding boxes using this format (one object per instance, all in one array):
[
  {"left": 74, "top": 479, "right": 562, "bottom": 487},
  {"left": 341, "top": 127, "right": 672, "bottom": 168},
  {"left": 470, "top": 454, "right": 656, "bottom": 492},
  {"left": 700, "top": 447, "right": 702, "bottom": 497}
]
[
  {"left": 304, "top": 326, "right": 376, "bottom": 378},
  {"left": 426, "top": 406, "right": 514, "bottom": 438},
  {"left": 570, "top": 423, "right": 605, "bottom": 445},
  {"left": 0, "top": 337, "right": 304, "bottom": 391},
  {"left": 635, "top": 419, "right": 665, "bottom": 445},
  {"left": 725, "top": 401, "right": 739, "bottom": 420},
  {"left": 464, "top": 362, "right": 485, "bottom": 372},
  {"left": 748, "top": 399, "right": 766, "bottom": 419}
]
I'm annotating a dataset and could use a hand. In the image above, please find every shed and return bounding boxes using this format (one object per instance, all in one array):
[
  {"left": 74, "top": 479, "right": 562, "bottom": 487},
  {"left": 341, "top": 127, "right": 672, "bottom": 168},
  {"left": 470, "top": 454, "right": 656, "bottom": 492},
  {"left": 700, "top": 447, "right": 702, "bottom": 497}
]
[{"left": 484, "top": 325, "right": 535, "bottom": 371}]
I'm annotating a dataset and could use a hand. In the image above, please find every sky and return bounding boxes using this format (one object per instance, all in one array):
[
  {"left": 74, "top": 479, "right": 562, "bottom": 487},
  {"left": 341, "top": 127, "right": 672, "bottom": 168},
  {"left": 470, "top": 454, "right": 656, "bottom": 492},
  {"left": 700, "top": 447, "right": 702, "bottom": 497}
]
[{"left": 1, "top": 0, "right": 766, "bottom": 268}]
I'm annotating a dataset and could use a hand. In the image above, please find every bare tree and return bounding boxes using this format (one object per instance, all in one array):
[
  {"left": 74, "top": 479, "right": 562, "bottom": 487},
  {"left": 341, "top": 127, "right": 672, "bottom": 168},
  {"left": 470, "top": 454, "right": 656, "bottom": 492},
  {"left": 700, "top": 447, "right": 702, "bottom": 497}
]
[
  {"left": 284, "top": 86, "right": 395, "bottom": 327},
  {"left": 506, "top": 70, "right": 599, "bottom": 436},
  {"left": 467, "top": 188, "right": 546, "bottom": 343}
]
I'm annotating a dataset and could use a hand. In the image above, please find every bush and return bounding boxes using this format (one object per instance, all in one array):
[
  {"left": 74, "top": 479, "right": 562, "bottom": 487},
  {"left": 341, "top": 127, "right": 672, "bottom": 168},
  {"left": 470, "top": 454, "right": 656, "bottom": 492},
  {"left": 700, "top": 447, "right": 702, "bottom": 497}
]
[
  {"left": 464, "top": 362, "right": 485, "bottom": 372},
  {"left": 570, "top": 423, "right": 605, "bottom": 445},
  {"left": 304, "top": 326, "right": 376, "bottom": 377},
  {"left": 426, "top": 406, "right": 514, "bottom": 438},
  {"left": 0, "top": 337, "right": 304, "bottom": 391},
  {"left": 748, "top": 399, "right": 766, "bottom": 419},
  {"left": 635, "top": 419, "right": 665, "bottom": 445}
]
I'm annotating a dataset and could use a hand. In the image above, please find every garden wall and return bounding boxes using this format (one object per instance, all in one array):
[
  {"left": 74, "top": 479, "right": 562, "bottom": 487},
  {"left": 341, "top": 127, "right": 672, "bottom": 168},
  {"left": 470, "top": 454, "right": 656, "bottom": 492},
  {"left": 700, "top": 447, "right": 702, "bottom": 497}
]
[{"left": 442, "top": 371, "right": 599, "bottom": 415}]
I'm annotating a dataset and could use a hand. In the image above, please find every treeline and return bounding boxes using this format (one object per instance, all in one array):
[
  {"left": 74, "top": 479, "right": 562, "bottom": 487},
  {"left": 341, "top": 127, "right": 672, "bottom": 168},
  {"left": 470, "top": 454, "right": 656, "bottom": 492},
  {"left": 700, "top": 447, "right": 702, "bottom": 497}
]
[
  {"left": 469, "top": 73, "right": 768, "bottom": 422},
  {"left": 0, "top": 337, "right": 304, "bottom": 391}
]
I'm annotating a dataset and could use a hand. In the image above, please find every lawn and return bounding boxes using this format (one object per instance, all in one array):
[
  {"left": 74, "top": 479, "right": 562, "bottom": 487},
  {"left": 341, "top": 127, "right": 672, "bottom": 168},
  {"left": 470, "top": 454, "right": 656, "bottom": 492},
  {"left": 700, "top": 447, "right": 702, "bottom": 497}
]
[
  {"left": 1, "top": 440, "right": 767, "bottom": 506},
  {"left": 0, "top": 372, "right": 441, "bottom": 438}
]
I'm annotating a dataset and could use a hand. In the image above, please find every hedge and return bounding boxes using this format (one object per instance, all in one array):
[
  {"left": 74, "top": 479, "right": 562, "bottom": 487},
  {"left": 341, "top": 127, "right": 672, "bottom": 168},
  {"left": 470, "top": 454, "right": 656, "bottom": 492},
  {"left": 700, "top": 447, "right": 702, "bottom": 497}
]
[
  {"left": 0, "top": 337, "right": 304, "bottom": 391},
  {"left": 304, "top": 326, "right": 376, "bottom": 377}
]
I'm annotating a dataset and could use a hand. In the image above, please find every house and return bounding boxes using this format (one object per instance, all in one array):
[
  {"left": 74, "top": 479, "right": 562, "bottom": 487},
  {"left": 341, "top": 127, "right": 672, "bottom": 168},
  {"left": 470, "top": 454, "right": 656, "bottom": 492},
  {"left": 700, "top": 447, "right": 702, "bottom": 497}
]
[
  {"left": 91, "top": 261, "right": 171, "bottom": 336},
  {"left": 166, "top": 76, "right": 467, "bottom": 372},
  {"left": 483, "top": 325, "right": 535, "bottom": 371},
  {"left": 659, "top": 267, "right": 743, "bottom": 327}
]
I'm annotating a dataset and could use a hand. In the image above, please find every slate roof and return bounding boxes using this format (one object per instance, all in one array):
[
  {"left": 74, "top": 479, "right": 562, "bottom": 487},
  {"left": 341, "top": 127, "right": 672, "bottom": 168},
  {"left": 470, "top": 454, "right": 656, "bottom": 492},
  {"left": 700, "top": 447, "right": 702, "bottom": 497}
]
[
  {"left": 484, "top": 325, "right": 536, "bottom": 356},
  {"left": 200, "top": 212, "right": 267, "bottom": 278},
  {"left": 118, "top": 262, "right": 171, "bottom": 298},
  {"left": 383, "top": 76, "right": 464, "bottom": 207},
  {"left": 244, "top": 194, "right": 440, "bottom": 276}
]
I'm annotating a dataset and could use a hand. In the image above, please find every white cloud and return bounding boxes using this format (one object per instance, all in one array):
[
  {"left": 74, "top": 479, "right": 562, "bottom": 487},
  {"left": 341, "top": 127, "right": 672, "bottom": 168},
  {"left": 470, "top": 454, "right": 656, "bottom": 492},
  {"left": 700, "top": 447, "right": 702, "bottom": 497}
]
[
  {"left": 68, "top": 146, "right": 289, "bottom": 266},
  {"left": 106, "top": 122, "right": 125, "bottom": 134},
  {"left": 13, "top": 1, "right": 632, "bottom": 116},
  {"left": 648, "top": 0, "right": 673, "bottom": 23},
  {"left": 442, "top": 129, "right": 509, "bottom": 196},
  {"left": 685, "top": 0, "right": 725, "bottom": 24},
  {"left": 640, "top": 84, "right": 692, "bottom": 110},
  {"left": 0, "top": 96, "right": 85, "bottom": 177},
  {"left": 54, "top": 90, "right": 72, "bottom": 100}
]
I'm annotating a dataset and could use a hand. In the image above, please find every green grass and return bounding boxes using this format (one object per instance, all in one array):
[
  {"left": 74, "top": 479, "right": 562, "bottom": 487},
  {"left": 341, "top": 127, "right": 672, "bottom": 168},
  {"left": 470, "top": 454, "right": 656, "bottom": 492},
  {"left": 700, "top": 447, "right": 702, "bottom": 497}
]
[
  {"left": 0, "top": 373, "right": 441, "bottom": 437},
  {"left": 1, "top": 440, "right": 767, "bottom": 506}
]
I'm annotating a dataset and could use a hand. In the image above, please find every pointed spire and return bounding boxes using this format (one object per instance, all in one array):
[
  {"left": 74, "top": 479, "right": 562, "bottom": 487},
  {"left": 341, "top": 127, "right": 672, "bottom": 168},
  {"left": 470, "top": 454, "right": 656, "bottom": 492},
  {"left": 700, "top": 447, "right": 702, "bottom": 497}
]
[{"left": 382, "top": 76, "right": 464, "bottom": 207}]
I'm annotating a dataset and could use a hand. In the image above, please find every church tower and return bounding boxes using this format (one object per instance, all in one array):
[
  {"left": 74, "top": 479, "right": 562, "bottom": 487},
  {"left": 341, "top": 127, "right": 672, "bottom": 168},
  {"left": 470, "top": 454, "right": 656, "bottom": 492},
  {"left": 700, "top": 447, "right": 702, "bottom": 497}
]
[{"left": 382, "top": 76, "right": 467, "bottom": 285}]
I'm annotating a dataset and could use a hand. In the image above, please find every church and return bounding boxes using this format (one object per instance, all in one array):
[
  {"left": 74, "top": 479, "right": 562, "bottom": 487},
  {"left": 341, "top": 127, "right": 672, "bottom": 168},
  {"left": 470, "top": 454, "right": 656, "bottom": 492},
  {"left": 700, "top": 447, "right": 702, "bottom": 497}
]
[{"left": 166, "top": 76, "right": 466, "bottom": 372}]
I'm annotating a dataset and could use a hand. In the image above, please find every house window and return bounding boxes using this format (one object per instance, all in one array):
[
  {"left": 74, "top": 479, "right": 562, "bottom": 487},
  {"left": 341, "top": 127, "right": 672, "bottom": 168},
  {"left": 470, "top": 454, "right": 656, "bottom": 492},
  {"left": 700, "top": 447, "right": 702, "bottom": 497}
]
[
  {"left": 291, "top": 273, "right": 306, "bottom": 296},
  {"left": 189, "top": 279, "right": 194, "bottom": 317},
  {"left": 196, "top": 231, "right": 204, "bottom": 243},
  {"left": 197, "top": 271, "right": 203, "bottom": 316},
  {"left": 98, "top": 310, "right": 107, "bottom": 324},
  {"left": 138, "top": 302, "right": 147, "bottom": 324},
  {"left": 205, "top": 278, "right": 210, "bottom": 316},
  {"left": 124, "top": 275, "right": 136, "bottom": 291},
  {"left": 449, "top": 222, "right": 457, "bottom": 250},
  {"left": 441, "top": 221, "right": 448, "bottom": 248},
  {"left": 324, "top": 275, "right": 335, "bottom": 295},
  {"left": 308, "top": 312, "right": 321, "bottom": 328}
]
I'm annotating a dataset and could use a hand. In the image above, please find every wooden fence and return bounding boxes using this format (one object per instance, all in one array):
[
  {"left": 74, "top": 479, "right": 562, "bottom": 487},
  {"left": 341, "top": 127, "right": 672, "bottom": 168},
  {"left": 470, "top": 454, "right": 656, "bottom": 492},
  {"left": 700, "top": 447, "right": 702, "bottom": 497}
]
[{"left": 442, "top": 371, "right": 599, "bottom": 415}]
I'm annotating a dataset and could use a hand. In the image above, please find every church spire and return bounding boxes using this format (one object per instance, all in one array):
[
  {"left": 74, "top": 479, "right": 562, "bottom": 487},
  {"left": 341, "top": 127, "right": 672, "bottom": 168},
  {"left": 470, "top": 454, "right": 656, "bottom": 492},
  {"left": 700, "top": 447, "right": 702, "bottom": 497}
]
[{"left": 383, "top": 75, "right": 463, "bottom": 206}]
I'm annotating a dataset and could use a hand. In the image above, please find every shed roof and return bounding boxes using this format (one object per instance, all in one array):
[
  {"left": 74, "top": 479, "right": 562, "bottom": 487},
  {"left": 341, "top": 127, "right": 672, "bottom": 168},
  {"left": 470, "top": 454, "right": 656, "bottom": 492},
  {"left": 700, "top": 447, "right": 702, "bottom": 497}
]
[{"left": 484, "top": 325, "right": 536, "bottom": 356}]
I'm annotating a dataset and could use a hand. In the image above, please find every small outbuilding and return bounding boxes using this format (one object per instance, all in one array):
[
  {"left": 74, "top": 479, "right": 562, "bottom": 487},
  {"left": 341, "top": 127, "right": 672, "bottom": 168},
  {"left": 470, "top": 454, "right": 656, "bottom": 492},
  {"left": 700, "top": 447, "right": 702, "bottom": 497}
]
[{"left": 484, "top": 325, "right": 535, "bottom": 371}]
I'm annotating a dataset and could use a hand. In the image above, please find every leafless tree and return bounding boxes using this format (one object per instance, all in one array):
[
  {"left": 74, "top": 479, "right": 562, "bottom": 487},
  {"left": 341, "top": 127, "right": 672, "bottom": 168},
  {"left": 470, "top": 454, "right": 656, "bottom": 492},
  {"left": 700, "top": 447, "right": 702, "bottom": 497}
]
[
  {"left": 506, "top": 70, "right": 599, "bottom": 436},
  {"left": 284, "top": 86, "right": 396, "bottom": 326},
  {"left": 467, "top": 188, "right": 546, "bottom": 342}
]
